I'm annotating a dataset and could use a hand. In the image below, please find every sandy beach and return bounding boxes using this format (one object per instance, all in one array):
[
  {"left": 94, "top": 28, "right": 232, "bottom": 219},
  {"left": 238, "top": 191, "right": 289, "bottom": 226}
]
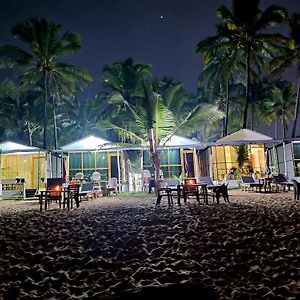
[{"left": 0, "top": 190, "right": 300, "bottom": 299}]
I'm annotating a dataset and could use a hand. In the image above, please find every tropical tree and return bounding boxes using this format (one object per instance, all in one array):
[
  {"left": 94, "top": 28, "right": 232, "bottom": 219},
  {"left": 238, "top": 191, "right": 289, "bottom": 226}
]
[
  {"left": 196, "top": 25, "right": 243, "bottom": 137},
  {"left": 102, "top": 57, "right": 152, "bottom": 106},
  {"left": 260, "top": 80, "right": 295, "bottom": 139},
  {"left": 0, "top": 79, "right": 19, "bottom": 139},
  {"left": 196, "top": 0, "right": 290, "bottom": 129},
  {"left": 0, "top": 18, "right": 92, "bottom": 149},
  {"left": 0, "top": 79, "right": 43, "bottom": 144},
  {"left": 270, "top": 14, "right": 300, "bottom": 137},
  {"left": 58, "top": 96, "right": 100, "bottom": 144},
  {"left": 97, "top": 59, "right": 223, "bottom": 179}
]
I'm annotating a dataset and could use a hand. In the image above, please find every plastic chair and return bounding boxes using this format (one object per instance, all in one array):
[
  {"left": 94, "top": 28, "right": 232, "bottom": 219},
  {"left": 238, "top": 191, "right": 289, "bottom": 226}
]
[
  {"left": 91, "top": 171, "right": 101, "bottom": 183},
  {"left": 74, "top": 172, "right": 84, "bottom": 183},
  {"left": 107, "top": 177, "right": 118, "bottom": 194}
]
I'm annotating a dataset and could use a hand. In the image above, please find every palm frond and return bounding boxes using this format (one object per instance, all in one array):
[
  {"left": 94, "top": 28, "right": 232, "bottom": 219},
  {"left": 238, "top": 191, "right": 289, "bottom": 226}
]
[
  {"left": 97, "top": 121, "right": 145, "bottom": 144},
  {"left": 0, "top": 45, "right": 32, "bottom": 68}
]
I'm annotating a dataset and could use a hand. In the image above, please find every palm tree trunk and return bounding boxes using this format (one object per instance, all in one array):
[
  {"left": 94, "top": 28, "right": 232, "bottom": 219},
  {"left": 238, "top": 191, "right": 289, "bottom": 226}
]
[
  {"left": 242, "top": 47, "right": 250, "bottom": 129},
  {"left": 25, "top": 122, "right": 32, "bottom": 146},
  {"left": 220, "top": 87, "right": 226, "bottom": 137},
  {"left": 53, "top": 101, "right": 58, "bottom": 149},
  {"left": 148, "top": 128, "right": 160, "bottom": 181},
  {"left": 275, "top": 119, "right": 278, "bottom": 140},
  {"left": 43, "top": 70, "right": 48, "bottom": 150},
  {"left": 224, "top": 80, "right": 230, "bottom": 137},
  {"left": 251, "top": 104, "right": 254, "bottom": 130},
  {"left": 291, "top": 76, "right": 300, "bottom": 138},
  {"left": 151, "top": 151, "right": 161, "bottom": 181},
  {"left": 282, "top": 114, "right": 286, "bottom": 140}
]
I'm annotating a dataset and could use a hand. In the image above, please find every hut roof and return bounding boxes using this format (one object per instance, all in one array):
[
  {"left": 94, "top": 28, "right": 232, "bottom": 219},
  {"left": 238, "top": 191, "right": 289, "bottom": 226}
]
[
  {"left": 0, "top": 141, "right": 41, "bottom": 154},
  {"left": 61, "top": 135, "right": 117, "bottom": 152}
]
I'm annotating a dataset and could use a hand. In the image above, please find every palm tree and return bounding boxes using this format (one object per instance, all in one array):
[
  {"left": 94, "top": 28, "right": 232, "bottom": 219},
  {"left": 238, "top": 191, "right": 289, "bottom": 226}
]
[
  {"left": 0, "top": 80, "right": 19, "bottom": 139},
  {"left": 196, "top": 0, "right": 289, "bottom": 129},
  {"left": 0, "top": 18, "right": 92, "bottom": 149},
  {"left": 58, "top": 96, "right": 99, "bottom": 144},
  {"left": 99, "top": 80, "right": 223, "bottom": 180},
  {"left": 98, "top": 59, "right": 223, "bottom": 179},
  {"left": 261, "top": 80, "right": 295, "bottom": 139},
  {"left": 270, "top": 14, "right": 300, "bottom": 137},
  {"left": 196, "top": 25, "right": 243, "bottom": 136},
  {"left": 102, "top": 57, "right": 152, "bottom": 106},
  {"left": 0, "top": 79, "right": 43, "bottom": 144}
]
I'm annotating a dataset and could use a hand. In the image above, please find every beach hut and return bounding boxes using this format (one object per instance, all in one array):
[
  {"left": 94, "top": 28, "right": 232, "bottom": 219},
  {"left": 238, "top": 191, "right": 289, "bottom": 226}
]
[
  {"left": 142, "top": 135, "right": 201, "bottom": 179},
  {"left": 0, "top": 141, "right": 46, "bottom": 199},
  {"left": 201, "top": 129, "right": 276, "bottom": 182},
  {"left": 61, "top": 135, "right": 125, "bottom": 187},
  {"left": 266, "top": 138, "right": 300, "bottom": 178}
]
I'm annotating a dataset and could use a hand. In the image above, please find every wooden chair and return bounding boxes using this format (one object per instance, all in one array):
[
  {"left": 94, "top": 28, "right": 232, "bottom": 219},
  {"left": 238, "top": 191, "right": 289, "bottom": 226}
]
[
  {"left": 156, "top": 179, "right": 173, "bottom": 207},
  {"left": 43, "top": 178, "right": 64, "bottom": 210},
  {"left": 63, "top": 184, "right": 80, "bottom": 210},
  {"left": 183, "top": 178, "right": 200, "bottom": 204}
]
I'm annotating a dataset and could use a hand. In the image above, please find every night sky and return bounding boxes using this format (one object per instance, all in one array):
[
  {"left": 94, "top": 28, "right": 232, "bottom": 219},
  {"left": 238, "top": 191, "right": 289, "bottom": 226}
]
[{"left": 0, "top": 0, "right": 299, "bottom": 98}]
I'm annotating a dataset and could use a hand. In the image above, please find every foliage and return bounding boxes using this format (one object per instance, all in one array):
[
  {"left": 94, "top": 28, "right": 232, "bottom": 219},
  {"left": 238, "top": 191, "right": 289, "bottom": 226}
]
[
  {"left": 196, "top": 0, "right": 290, "bottom": 129},
  {"left": 269, "top": 13, "right": 300, "bottom": 137},
  {"left": 233, "top": 144, "right": 249, "bottom": 169},
  {"left": 0, "top": 18, "right": 92, "bottom": 148}
]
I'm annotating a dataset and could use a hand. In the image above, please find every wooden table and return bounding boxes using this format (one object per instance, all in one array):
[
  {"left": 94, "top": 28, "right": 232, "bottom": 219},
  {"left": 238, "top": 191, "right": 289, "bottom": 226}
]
[
  {"left": 180, "top": 183, "right": 208, "bottom": 205},
  {"left": 156, "top": 187, "right": 173, "bottom": 206},
  {"left": 39, "top": 188, "right": 71, "bottom": 212}
]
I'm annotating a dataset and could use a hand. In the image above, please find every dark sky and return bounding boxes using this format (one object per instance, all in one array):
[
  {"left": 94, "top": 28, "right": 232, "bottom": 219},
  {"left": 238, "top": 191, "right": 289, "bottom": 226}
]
[{"left": 0, "top": 0, "right": 299, "bottom": 97}]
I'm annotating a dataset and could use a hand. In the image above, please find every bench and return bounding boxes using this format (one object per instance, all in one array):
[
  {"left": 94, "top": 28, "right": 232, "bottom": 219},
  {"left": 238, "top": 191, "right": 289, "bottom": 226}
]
[{"left": 2, "top": 178, "right": 25, "bottom": 200}]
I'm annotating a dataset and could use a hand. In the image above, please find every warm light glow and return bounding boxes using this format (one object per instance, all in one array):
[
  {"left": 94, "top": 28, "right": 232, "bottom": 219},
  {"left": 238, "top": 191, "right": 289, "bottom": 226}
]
[{"left": 186, "top": 178, "right": 196, "bottom": 185}]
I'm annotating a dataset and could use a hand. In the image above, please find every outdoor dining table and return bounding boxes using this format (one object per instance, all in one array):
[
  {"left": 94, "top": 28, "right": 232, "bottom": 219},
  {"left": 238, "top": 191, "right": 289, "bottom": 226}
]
[
  {"left": 178, "top": 182, "right": 208, "bottom": 205},
  {"left": 39, "top": 187, "right": 73, "bottom": 212}
]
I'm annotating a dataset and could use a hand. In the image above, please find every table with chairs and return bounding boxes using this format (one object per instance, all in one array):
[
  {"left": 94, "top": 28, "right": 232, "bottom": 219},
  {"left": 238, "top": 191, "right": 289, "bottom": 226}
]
[
  {"left": 39, "top": 178, "right": 80, "bottom": 212},
  {"left": 155, "top": 177, "right": 209, "bottom": 206},
  {"left": 182, "top": 178, "right": 208, "bottom": 205}
]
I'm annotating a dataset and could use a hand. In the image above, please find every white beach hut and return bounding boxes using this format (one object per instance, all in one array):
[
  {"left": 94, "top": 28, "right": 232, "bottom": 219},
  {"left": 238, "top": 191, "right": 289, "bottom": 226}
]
[
  {"left": 61, "top": 135, "right": 123, "bottom": 187},
  {"left": 0, "top": 141, "right": 46, "bottom": 199}
]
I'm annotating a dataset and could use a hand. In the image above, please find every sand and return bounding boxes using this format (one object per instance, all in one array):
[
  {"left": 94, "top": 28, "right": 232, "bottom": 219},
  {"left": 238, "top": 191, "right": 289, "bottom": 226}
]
[{"left": 0, "top": 190, "right": 300, "bottom": 299}]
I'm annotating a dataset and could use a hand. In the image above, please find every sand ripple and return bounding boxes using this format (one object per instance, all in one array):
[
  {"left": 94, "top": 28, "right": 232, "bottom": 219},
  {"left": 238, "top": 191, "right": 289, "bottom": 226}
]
[{"left": 0, "top": 191, "right": 300, "bottom": 299}]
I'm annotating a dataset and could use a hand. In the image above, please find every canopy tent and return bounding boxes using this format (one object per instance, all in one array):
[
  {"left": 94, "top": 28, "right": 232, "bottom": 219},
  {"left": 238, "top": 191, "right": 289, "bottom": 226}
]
[
  {"left": 159, "top": 135, "right": 202, "bottom": 149},
  {"left": 205, "top": 129, "right": 279, "bottom": 181},
  {"left": 0, "top": 141, "right": 41, "bottom": 154},
  {"left": 213, "top": 129, "right": 276, "bottom": 146},
  {"left": 61, "top": 135, "right": 118, "bottom": 152}
]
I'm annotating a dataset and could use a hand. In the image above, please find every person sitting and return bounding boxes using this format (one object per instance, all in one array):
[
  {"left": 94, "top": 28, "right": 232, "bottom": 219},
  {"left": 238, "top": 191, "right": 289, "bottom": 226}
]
[{"left": 149, "top": 174, "right": 156, "bottom": 193}]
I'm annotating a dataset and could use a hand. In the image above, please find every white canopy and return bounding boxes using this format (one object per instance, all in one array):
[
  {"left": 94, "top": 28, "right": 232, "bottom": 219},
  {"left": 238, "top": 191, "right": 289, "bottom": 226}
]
[
  {"left": 159, "top": 135, "right": 201, "bottom": 148},
  {"left": 61, "top": 135, "right": 118, "bottom": 152},
  {"left": 213, "top": 129, "right": 275, "bottom": 146},
  {"left": 0, "top": 141, "right": 41, "bottom": 154}
]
